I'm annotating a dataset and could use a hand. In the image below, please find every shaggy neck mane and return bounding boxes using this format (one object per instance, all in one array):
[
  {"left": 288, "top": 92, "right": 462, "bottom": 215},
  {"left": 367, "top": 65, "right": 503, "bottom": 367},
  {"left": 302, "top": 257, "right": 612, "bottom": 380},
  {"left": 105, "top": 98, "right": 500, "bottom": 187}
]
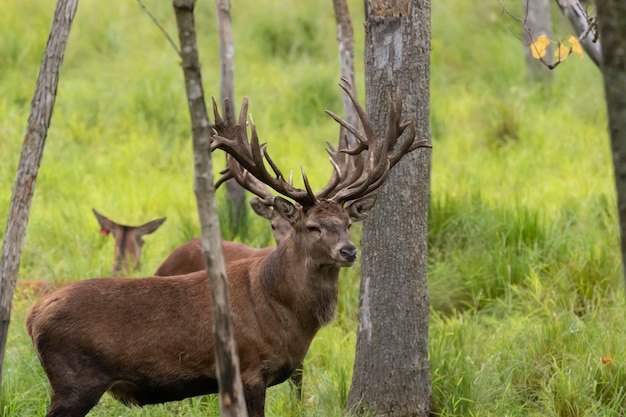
[{"left": 260, "top": 238, "right": 340, "bottom": 330}]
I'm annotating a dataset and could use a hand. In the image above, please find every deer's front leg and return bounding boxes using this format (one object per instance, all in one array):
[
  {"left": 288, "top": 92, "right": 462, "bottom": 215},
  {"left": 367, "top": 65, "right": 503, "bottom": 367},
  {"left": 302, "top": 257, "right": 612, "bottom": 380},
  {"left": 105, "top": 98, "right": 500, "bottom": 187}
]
[{"left": 243, "top": 383, "right": 267, "bottom": 417}]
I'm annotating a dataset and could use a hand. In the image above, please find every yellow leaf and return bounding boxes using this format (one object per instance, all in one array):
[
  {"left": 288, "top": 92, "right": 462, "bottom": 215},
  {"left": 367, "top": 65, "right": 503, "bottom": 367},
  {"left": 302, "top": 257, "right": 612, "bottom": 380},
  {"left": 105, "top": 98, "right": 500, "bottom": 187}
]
[
  {"left": 554, "top": 43, "right": 570, "bottom": 62},
  {"left": 568, "top": 35, "right": 584, "bottom": 59},
  {"left": 530, "top": 35, "right": 550, "bottom": 59}
]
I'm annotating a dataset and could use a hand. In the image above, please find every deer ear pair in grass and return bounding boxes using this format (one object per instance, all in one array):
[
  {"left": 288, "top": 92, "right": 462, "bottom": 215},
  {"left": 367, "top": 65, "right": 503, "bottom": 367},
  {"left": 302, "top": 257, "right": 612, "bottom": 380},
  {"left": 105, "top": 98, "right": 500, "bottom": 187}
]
[
  {"left": 26, "top": 79, "right": 431, "bottom": 417},
  {"left": 92, "top": 197, "right": 290, "bottom": 278}
]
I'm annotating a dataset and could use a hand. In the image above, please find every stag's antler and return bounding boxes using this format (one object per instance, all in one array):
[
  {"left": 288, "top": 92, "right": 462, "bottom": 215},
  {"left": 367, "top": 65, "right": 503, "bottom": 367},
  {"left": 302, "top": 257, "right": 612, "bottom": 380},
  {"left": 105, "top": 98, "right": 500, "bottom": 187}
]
[
  {"left": 211, "top": 98, "right": 279, "bottom": 205},
  {"left": 210, "top": 78, "right": 431, "bottom": 209},
  {"left": 211, "top": 97, "right": 324, "bottom": 209},
  {"left": 215, "top": 153, "right": 278, "bottom": 205},
  {"left": 323, "top": 78, "right": 431, "bottom": 204},
  {"left": 315, "top": 128, "right": 366, "bottom": 199}
]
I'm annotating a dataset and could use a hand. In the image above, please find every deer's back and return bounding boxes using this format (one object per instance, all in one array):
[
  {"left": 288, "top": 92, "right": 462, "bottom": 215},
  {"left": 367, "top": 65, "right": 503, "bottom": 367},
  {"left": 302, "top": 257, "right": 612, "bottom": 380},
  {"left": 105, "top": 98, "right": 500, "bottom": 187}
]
[{"left": 154, "top": 238, "right": 274, "bottom": 276}]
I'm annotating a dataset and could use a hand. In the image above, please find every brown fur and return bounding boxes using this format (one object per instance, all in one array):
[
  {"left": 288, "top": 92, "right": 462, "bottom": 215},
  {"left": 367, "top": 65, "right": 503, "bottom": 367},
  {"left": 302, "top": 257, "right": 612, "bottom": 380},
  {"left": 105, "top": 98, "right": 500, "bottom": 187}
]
[
  {"left": 26, "top": 197, "right": 371, "bottom": 417},
  {"left": 154, "top": 239, "right": 274, "bottom": 276},
  {"left": 154, "top": 199, "right": 290, "bottom": 277}
]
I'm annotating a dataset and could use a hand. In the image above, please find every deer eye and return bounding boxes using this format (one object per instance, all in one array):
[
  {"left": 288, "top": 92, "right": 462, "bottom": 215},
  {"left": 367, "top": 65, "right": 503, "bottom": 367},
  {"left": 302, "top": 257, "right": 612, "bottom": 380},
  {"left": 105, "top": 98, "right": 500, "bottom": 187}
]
[{"left": 306, "top": 225, "right": 321, "bottom": 233}]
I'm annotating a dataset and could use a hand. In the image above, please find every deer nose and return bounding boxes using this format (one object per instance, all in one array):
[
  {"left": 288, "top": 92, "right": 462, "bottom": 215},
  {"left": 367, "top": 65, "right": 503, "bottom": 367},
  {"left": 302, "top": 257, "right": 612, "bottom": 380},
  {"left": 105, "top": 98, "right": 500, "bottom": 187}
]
[{"left": 340, "top": 245, "right": 358, "bottom": 262}]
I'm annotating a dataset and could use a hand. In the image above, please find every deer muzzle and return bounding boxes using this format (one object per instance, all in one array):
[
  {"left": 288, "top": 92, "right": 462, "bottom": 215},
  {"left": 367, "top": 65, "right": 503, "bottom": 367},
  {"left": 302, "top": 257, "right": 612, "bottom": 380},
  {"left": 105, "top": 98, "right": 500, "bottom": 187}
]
[{"left": 338, "top": 243, "right": 358, "bottom": 265}]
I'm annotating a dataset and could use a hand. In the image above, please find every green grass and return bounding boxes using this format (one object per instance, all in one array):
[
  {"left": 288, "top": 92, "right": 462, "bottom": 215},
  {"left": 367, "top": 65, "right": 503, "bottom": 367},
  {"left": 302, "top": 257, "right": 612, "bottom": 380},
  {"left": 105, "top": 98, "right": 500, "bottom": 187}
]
[{"left": 1, "top": 0, "right": 624, "bottom": 416}]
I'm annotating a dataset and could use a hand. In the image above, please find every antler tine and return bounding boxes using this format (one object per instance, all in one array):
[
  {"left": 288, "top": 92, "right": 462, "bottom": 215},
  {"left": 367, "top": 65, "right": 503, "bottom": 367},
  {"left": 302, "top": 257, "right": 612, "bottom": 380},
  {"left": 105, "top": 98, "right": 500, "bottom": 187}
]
[
  {"left": 211, "top": 98, "right": 317, "bottom": 209},
  {"left": 314, "top": 142, "right": 344, "bottom": 199},
  {"left": 210, "top": 96, "right": 258, "bottom": 171},
  {"left": 214, "top": 167, "right": 234, "bottom": 190},
  {"left": 249, "top": 124, "right": 316, "bottom": 205},
  {"left": 324, "top": 110, "right": 368, "bottom": 155},
  {"left": 216, "top": 154, "right": 277, "bottom": 207},
  {"left": 300, "top": 165, "right": 316, "bottom": 201},
  {"left": 316, "top": 135, "right": 367, "bottom": 199},
  {"left": 256, "top": 133, "right": 286, "bottom": 185}
]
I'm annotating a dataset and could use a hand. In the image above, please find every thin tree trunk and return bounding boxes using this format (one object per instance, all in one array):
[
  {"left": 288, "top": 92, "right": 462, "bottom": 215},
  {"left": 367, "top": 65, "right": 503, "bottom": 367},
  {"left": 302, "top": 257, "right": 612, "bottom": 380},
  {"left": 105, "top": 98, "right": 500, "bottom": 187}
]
[
  {"left": 522, "top": 0, "right": 554, "bottom": 82},
  {"left": 347, "top": 1, "right": 432, "bottom": 416},
  {"left": 555, "top": 0, "right": 602, "bottom": 67},
  {"left": 595, "top": 1, "right": 626, "bottom": 291},
  {"left": 0, "top": 0, "right": 78, "bottom": 390},
  {"left": 173, "top": 1, "right": 247, "bottom": 415},
  {"left": 333, "top": 0, "right": 359, "bottom": 146},
  {"left": 216, "top": 0, "right": 246, "bottom": 236}
]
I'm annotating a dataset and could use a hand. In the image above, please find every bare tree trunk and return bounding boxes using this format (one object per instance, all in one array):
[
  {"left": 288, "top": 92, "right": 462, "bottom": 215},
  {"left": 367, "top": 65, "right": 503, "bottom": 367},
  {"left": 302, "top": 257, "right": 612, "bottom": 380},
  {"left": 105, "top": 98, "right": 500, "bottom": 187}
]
[
  {"left": 0, "top": 0, "right": 78, "bottom": 390},
  {"left": 216, "top": 0, "right": 246, "bottom": 237},
  {"left": 333, "top": 0, "right": 359, "bottom": 146},
  {"left": 595, "top": 1, "right": 626, "bottom": 291},
  {"left": 347, "top": 1, "right": 432, "bottom": 416},
  {"left": 522, "top": 0, "right": 554, "bottom": 82},
  {"left": 172, "top": 1, "right": 247, "bottom": 415},
  {"left": 555, "top": 0, "right": 602, "bottom": 67}
]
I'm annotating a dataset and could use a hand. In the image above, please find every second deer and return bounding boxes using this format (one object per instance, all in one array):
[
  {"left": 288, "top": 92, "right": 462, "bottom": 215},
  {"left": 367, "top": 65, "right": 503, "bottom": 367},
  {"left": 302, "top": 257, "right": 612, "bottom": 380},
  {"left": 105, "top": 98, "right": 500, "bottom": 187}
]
[
  {"left": 153, "top": 162, "right": 291, "bottom": 276},
  {"left": 92, "top": 209, "right": 166, "bottom": 276}
]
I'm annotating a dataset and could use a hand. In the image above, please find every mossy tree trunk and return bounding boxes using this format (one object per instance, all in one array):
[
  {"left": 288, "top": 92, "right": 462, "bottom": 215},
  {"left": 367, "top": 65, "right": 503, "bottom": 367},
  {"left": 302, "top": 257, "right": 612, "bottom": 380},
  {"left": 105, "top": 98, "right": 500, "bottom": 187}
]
[
  {"left": 595, "top": 1, "right": 626, "bottom": 291},
  {"left": 347, "top": 1, "right": 432, "bottom": 416},
  {"left": 0, "top": 0, "right": 78, "bottom": 390}
]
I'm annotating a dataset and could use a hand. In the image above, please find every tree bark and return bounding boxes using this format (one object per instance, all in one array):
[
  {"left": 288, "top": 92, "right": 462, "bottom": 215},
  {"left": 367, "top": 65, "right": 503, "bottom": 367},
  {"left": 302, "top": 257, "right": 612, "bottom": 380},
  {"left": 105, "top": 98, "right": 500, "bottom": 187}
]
[
  {"left": 216, "top": 0, "right": 246, "bottom": 235},
  {"left": 522, "top": 0, "right": 554, "bottom": 82},
  {"left": 0, "top": 0, "right": 78, "bottom": 390},
  {"left": 173, "top": 1, "right": 248, "bottom": 416},
  {"left": 347, "top": 1, "right": 432, "bottom": 416},
  {"left": 595, "top": 1, "right": 626, "bottom": 291},
  {"left": 333, "top": 0, "right": 359, "bottom": 146},
  {"left": 555, "top": 0, "right": 602, "bottom": 67}
]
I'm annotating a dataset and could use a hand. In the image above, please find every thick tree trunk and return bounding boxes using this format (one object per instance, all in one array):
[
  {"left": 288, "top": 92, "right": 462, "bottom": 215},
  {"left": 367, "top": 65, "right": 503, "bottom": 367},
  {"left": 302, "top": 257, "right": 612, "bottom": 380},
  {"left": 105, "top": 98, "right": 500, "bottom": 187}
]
[
  {"left": 347, "top": 1, "right": 432, "bottom": 416},
  {"left": 595, "top": 1, "right": 626, "bottom": 291},
  {"left": 522, "top": 0, "right": 554, "bottom": 82},
  {"left": 333, "top": 0, "right": 359, "bottom": 146},
  {"left": 173, "top": 1, "right": 247, "bottom": 416},
  {"left": 0, "top": 0, "right": 78, "bottom": 390},
  {"left": 555, "top": 0, "right": 602, "bottom": 67},
  {"left": 216, "top": 0, "right": 246, "bottom": 236}
]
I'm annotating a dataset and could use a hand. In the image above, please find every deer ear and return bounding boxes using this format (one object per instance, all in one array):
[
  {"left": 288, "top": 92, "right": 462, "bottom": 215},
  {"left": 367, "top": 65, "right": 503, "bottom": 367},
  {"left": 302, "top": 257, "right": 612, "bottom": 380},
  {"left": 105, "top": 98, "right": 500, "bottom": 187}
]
[
  {"left": 273, "top": 196, "right": 300, "bottom": 224},
  {"left": 93, "top": 208, "right": 117, "bottom": 236},
  {"left": 344, "top": 194, "right": 377, "bottom": 222},
  {"left": 250, "top": 198, "right": 274, "bottom": 220},
  {"left": 135, "top": 217, "right": 167, "bottom": 236}
]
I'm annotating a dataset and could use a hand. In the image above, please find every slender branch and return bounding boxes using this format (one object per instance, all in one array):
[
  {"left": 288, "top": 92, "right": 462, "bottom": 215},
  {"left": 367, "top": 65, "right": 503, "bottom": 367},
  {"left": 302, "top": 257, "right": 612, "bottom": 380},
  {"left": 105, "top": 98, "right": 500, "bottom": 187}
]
[
  {"left": 137, "top": 0, "right": 181, "bottom": 56},
  {"left": 500, "top": 0, "right": 563, "bottom": 70}
]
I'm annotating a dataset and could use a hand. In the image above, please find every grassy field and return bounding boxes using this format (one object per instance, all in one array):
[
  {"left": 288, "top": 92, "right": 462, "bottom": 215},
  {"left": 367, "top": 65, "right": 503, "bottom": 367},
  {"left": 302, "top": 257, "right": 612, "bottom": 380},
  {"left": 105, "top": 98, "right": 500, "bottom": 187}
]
[{"left": 1, "top": 0, "right": 624, "bottom": 416}]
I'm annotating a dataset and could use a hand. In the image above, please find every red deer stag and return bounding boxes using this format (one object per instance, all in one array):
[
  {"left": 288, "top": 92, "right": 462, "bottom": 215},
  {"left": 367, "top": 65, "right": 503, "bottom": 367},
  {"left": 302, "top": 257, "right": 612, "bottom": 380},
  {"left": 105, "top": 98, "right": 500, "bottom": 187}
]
[
  {"left": 155, "top": 148, "right": 356, "bottom": 399},
  {"left": 153, "top": 154, "right": 291, "bottom": 276},
  {"left": 26, "top": 79, "right": 430, "bottom": 417},
  {"left": 92, "top": 209, "right": 166, "bottom": 276}
]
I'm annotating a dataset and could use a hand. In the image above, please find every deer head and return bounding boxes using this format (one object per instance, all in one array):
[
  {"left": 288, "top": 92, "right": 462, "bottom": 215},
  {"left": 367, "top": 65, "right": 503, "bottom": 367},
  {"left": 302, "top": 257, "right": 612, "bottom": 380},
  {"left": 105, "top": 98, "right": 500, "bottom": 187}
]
[{"left": 92, "top": 209, "right": 166, "bottom": 276}]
